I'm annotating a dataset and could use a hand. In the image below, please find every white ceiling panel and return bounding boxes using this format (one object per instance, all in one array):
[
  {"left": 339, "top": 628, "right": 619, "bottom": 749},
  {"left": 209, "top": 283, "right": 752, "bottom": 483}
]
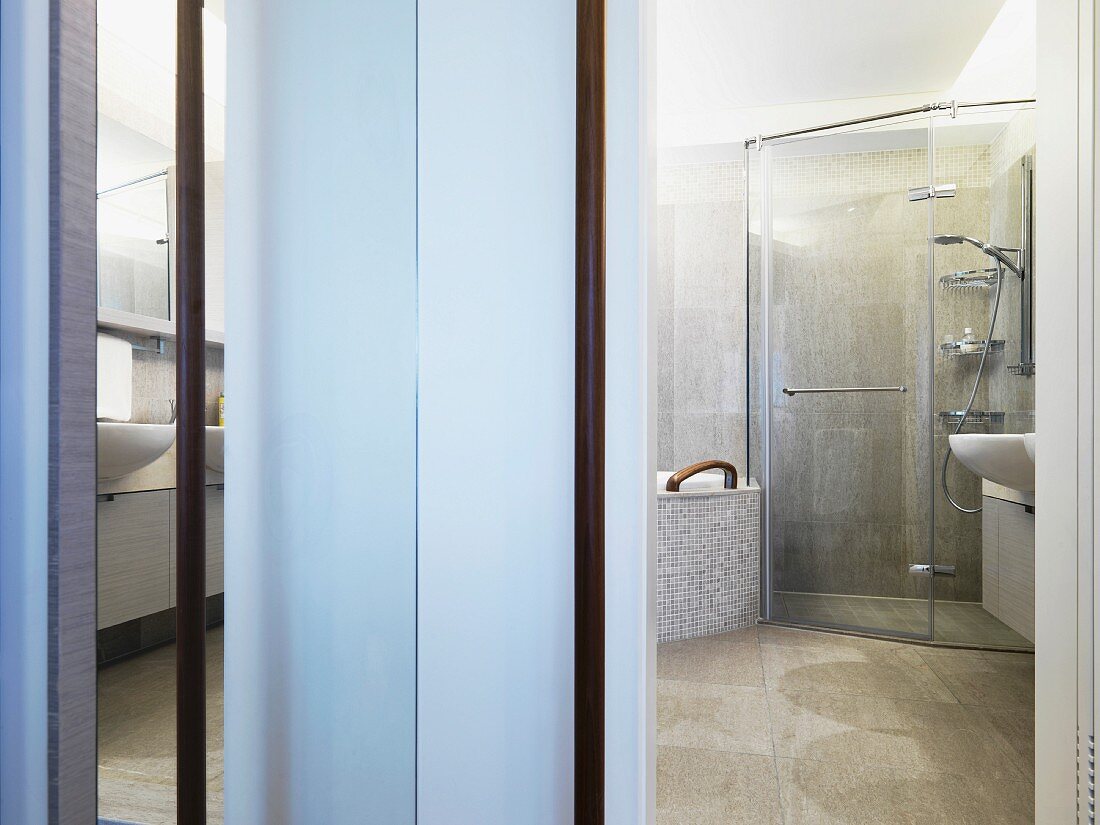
[{"left": 657, "top": 0, "right": 1006, "bottom": 115}]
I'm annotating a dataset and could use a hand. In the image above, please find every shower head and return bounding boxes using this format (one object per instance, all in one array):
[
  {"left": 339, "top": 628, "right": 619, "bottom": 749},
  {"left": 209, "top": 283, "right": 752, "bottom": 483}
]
[
  {"left": 934, "top": 234, "right": 976, "bottom": 246},
  {"left": 933, "top": 234, "right": 1023, "bottom": 277}
]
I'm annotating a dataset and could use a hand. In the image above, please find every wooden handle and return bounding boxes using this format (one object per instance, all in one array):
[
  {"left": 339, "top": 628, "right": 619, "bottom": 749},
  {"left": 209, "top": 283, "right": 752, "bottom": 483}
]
[{"left": 665, "top": 460, "right": 738, "bottom": 492}]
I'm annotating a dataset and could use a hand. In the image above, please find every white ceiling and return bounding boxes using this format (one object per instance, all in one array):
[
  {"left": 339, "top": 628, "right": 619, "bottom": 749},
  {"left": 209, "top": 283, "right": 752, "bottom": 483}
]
[{"left": 656, "top": 0, "right": 1006, "bottom": 116}]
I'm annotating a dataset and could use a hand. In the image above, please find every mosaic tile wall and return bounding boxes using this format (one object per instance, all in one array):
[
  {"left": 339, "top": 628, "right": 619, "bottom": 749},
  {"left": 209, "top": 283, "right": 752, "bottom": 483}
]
[
  {"left": 657, "top": 488, "right": 761, "bottom": 642},
  {"left": 771, "top": 145, "right": 989, "bottom": 198},
  {"left": 655, "top": 160, "right": 745, "bottom": 205},
  {"left": 653, "top": 145, "right": 990, "bottom": 205},
  {"left": 989, "top": 109, "right": 1036, "bottom": 179}
]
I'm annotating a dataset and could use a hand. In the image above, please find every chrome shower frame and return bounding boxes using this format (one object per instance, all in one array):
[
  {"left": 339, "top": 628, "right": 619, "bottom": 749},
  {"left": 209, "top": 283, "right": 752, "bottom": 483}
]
[{"left": 748, "top": 98, "right": 1036, "bottom": 648}]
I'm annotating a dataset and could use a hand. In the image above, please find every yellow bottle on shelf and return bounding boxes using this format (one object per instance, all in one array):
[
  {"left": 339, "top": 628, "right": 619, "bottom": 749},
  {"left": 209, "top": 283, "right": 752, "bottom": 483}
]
[{"left": 218, "top": 393, "right": 225, "bottom": 427}]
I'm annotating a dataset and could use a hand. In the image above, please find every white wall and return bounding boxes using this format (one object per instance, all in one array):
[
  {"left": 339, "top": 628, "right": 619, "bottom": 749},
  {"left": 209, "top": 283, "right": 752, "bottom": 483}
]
[
  {"left": 228, "top": 1, "right": 651, "bottom": 820},
  {"left": 417, "top": 1, "right": 648, "bottom": 816},
  {"left": 415, "top": 1, "right": 576, "bottom": 820},
  {"left": 1034, "top": 0, "right": 1085, "bottom": 820},
  {"left": 606, "top": 0, "right": 652, "bottom": 819},
  {"left": 0, "top": 0, "right": 50, "bottom": 821},
  {"left": 224, "top": 2, "right": 418, "bottom": 822}
]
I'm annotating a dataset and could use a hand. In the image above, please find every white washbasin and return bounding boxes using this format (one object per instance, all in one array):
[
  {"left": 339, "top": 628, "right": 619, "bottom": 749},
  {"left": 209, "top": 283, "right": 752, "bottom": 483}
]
[
  {"left": 949, "top": 433, "right": 1035, "bottom": 493},
  {"left": 97, "top": 422, "right": 175, "bottom": 481},
  {"left": 206, "top": 426, "right": 224, "bottom": 473},
  {"left": 1024, "top": 432, "right": 1036, "bottom": 463}
]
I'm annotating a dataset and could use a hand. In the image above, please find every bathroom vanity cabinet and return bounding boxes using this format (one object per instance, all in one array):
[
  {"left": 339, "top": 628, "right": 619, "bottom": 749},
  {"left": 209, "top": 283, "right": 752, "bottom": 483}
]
[
  {"left": 96, "top": 485, "right": 225, "bottom": 630},
  {"left": 169, "top": 485, "right": 224, "bottom": 605},
  {"left": 982, "top": 493, "right": 1035, "bottom": 643}
]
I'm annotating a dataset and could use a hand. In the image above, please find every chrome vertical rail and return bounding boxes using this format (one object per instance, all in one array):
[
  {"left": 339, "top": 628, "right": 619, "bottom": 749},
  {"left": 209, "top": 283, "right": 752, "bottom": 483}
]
[
  {"left": 759, "top": 142, "right": 774, "bottom": 621},
  {"left": 926, "top": 113, "right": 937, "bottom": 643},
  {"left": 742, "top": 143, "right": 751, "bottom": 490},
  {"left": 1020, "top": 154, "right": 1035, "bottom": 372}
]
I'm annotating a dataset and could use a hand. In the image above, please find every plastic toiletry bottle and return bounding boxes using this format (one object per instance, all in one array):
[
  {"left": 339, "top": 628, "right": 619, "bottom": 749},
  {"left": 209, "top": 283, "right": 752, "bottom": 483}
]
[
  {"left": 218, "top": 393, "right": 225, "bottom": 427},
  {"left": 960, "top": 328, "right": 980, "bottom": 353}
]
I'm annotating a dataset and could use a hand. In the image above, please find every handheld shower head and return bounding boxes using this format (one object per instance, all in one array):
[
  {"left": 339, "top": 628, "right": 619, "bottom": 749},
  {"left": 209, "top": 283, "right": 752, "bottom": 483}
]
[
  {"left": 934, "top": 234, "right": 977, "bottom": 246},
  {"left": 933, "top": 234, "right": 1023, "bottom": 277}
]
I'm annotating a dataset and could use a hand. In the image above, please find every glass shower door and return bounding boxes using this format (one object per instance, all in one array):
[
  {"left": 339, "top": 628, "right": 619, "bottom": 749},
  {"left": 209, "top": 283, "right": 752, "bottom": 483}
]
[
  {"left": 762, "top": 118, "right": 934, "bottom": 639},
  {"left": 930, "top": 105, "right": 1036, "bottom": 649}
]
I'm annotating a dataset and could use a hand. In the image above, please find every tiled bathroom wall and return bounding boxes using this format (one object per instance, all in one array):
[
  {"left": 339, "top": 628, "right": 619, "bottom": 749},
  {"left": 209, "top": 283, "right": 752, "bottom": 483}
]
[
  {"left": 120, "top": 331, "right": 224, "bottom": 427},
  {"left": 657, "top": 132, "right": 1032, "bottom": 606},
  {"left": 654, "top": 159, "right": 747, "bottom": 475},
  {"left": 986, "top": 109, "right": 1036, "bottom": 435}
]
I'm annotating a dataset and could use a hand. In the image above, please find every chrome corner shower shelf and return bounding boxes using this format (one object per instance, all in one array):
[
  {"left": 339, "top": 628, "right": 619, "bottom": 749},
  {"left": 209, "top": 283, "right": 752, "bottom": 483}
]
[
  {"left": 938, "top": 339, "right": 1004, "bottom": 358},
  {"left": 938, "top": 410, "right": 1005, "bottom": 426},
  {"left": 939, "top": 268, "right": 1000, "bottom": 290}
]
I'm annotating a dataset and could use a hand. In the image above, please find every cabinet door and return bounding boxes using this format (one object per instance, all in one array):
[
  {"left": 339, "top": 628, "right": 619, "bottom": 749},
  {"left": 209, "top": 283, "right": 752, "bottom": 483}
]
[
  {"left": 97, "top": 490, "right": 171, "bottom": 629},
  {"left": 206, "top": 486, "right": 224, "bottom": 596},
  {"left": 169, "top": 485, "right": 225, "bottom": 606}
]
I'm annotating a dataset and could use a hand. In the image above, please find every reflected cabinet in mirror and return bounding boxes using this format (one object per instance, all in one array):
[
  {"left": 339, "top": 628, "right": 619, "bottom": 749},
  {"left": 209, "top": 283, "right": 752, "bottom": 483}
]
[{"left": 97, "top": 171, "right": 171, "bottom": 321}]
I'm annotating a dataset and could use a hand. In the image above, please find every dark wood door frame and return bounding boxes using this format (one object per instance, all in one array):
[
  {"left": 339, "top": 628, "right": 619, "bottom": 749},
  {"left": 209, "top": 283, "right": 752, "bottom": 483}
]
[
  {"left": 175, "top": 0, "right": 207, "bottom": 822},
  {"left": 575, "top": 0, "right": 606, "bottom": 820}
]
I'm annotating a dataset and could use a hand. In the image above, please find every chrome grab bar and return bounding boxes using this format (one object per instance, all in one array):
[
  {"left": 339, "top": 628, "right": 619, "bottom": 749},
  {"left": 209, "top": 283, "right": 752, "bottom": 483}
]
[{"left": 782, "top": 385, "right": 907, "bottom": 396}]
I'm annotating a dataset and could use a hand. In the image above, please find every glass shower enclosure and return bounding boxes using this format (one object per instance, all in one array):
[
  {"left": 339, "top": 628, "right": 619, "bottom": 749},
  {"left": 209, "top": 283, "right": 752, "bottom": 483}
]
[{"left": 749, "top": 101, "right": 1036, "bottom": 649}]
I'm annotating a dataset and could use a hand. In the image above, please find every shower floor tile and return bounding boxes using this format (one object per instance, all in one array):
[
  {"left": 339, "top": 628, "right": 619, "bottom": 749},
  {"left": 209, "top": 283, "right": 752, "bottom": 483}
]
[{"left": 773, "top": 591, "right": 1032, "bottom": 649}]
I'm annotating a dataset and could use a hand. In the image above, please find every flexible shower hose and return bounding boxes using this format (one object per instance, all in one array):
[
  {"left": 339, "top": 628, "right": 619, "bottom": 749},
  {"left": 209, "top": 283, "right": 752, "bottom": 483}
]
[{"left": 941, "top": 260, "right": 1005, "bottom": 514}]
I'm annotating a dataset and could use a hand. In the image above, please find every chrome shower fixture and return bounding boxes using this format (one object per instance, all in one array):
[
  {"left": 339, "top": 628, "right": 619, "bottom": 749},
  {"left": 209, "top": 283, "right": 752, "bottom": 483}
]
[{"left": 932, "top": 234, "right": 1024, "bottom": 278}]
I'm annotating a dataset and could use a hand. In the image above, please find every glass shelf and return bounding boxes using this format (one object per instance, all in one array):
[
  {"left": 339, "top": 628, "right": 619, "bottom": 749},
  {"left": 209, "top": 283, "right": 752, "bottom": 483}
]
[
  {"left": 938, "top": 410, "right": 1005, "bottom": 426},
  {"left": 939, "top": 339, "right": 1004, "bottom": 357}
]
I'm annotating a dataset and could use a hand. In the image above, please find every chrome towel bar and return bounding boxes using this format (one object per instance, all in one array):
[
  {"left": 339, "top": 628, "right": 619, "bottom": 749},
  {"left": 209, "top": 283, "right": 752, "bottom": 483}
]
[{"left": 782, "top": 385, "right": 907, "bottom": 396}]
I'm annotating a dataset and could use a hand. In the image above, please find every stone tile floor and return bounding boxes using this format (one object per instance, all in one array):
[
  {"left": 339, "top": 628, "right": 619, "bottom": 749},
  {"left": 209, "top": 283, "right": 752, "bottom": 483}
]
[
  {"left": 658, "top": 624, "right": 1034, "bottom": 824},
  {"left": 98, "top": 625, "right": 224, "bottom": 825},
  {"left": 775, "top": 591, "right": 1033, "bottom": 649},
  {"left": 100, "top": 621, "right": 1033, "bottom": 824}
]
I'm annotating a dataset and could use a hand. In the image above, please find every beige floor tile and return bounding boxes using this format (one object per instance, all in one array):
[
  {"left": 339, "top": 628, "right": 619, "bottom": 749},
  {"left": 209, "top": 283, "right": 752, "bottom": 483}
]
[
  {"left": 758, "top": 624, "right": 905, "bottom": 653},
  {"left": 658, "top": 637, "right": 764, "bottom": 687},
  {"left": 657, "top": 746, "right": 781, "bottom": 825},
  {"left": 977, "top": 703, "right": 1035, "bottom": 780},
  {"left": 707, "top": 626, "right": 760, "bottom": 644},
  {"left": 761, "top": 639, "right": 957, "bottom": 702},
  {"left": 917, "top": 648, "right": 1035, "bottom": 708},
  {"left": 657, "top": 680, "right": 773, "bottom": 756},
  {"left": 98, "top": 772, "right": 177, "bottom": 825},
  {"left": 776, "top": 757, "right": 1034, "bottom": 825},
  {"left": 767, "top": 690, "right": 1026, "bottom": 779},
  {"left": 98, "top": 626, "right": 224, "bottom": 823}
]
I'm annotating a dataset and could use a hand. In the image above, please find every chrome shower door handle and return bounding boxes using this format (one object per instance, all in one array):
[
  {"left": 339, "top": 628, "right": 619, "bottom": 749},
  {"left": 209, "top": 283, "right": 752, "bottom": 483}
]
[{"left": 781, "top": 386, "right": 907, "bottom": 396}]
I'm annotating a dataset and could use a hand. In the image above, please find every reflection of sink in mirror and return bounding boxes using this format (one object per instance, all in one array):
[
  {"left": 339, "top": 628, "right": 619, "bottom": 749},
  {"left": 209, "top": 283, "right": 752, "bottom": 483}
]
[
  {"left": 96, "top": 422, "right": 175, "bottom": 481},
  {"left": 1024, "top": 432, "right": 1036, "bottom": 463},
  {"left": 949, "top": 433, "right": 1035, "bottom": 493},
  {"left": 206, "top": 426, "right": 224, "bottom": 473}
]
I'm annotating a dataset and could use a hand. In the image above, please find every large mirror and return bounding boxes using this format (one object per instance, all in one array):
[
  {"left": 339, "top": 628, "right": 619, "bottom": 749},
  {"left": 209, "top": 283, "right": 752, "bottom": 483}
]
[
  {"left": 96, "top": 0, "right": 225, "bottom": 339},
  {"left": 96, "top": 1, "right": 227, "bottom": 822}
]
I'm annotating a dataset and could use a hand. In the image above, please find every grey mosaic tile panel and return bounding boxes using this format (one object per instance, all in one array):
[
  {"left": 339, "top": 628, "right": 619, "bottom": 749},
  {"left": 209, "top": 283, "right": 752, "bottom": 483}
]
[{"left": 657, "top": 490, "right": 760, "bottom": 643}]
